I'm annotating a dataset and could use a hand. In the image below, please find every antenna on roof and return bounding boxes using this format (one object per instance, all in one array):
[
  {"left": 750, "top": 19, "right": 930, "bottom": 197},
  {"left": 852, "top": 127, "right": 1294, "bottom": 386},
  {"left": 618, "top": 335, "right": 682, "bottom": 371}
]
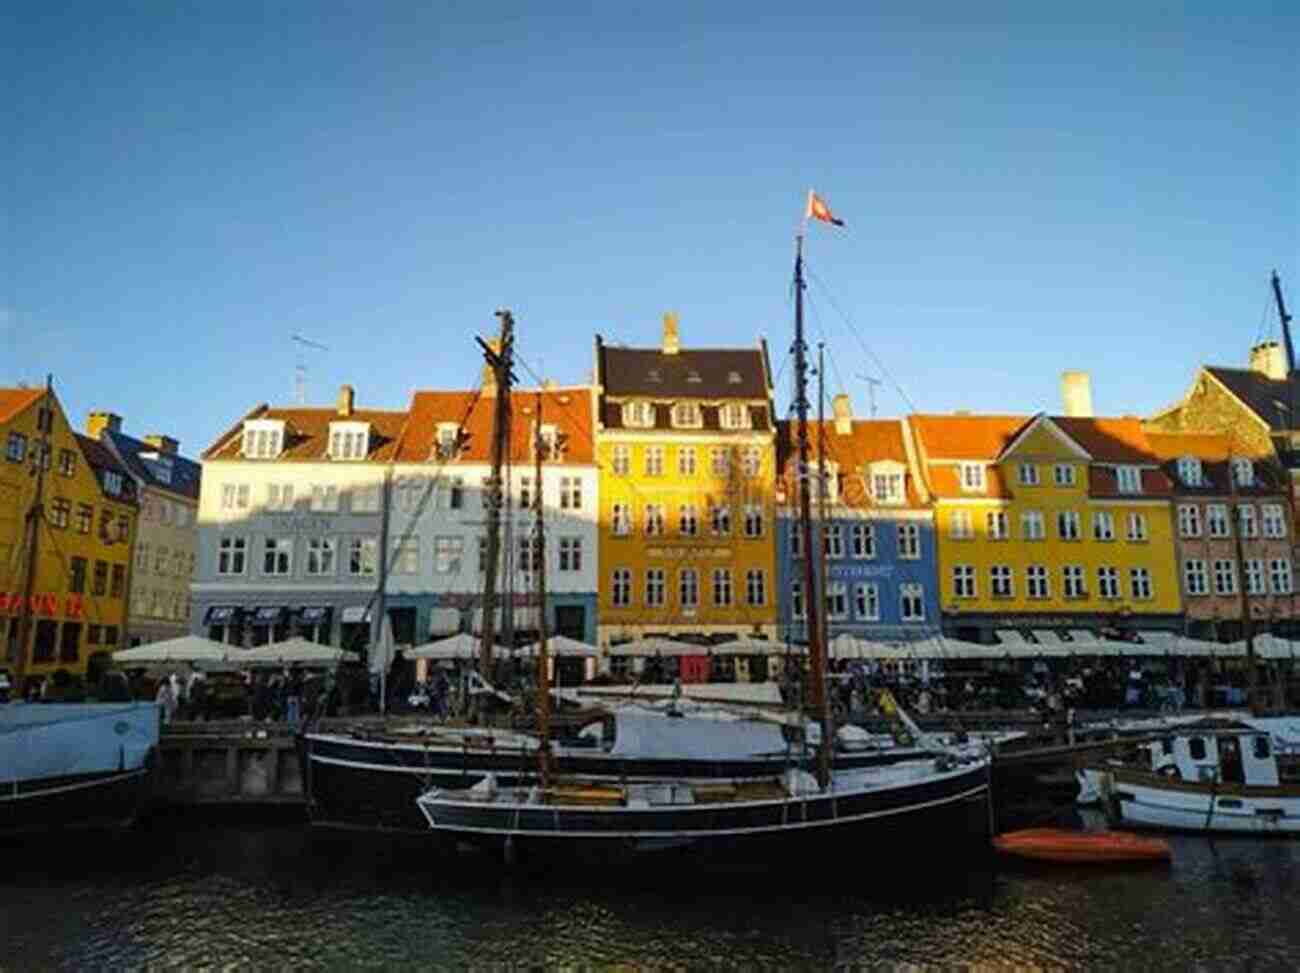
[
  {"left": 291, "top": 334, "right": 330, "bottom": 404},
  {"left": 856, "top": 372, "right": 883, "bottom": 417}
]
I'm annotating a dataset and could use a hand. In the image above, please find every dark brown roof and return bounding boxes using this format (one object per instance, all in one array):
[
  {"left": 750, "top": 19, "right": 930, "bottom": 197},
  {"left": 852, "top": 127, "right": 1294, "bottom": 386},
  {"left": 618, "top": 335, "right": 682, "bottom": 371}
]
[
  {"left": 75, "top": 433, "right": 139, "bottom": 504},
  {"left": 203, "top": 406, "right": 408, "bottom": 462},
  {"left": 1206, "top": 367, "right": 1299, "bottom": 431},
  {"left": 597, "top": 339, "right": 770, "bottom": 399}
]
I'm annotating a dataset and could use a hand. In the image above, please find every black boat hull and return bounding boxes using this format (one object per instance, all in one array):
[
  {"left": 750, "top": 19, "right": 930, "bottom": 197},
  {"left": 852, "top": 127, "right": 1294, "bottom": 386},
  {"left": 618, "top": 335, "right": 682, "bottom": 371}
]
[{"left": 0, "top": 755, "right": 156, "bottom": 839}]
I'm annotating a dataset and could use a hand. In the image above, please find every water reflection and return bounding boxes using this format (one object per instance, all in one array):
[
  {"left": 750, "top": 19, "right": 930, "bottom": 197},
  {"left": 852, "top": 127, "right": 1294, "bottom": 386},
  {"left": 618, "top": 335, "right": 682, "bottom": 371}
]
[{"left": 2, "top": 810, "right": 1298, "bottom": 969}]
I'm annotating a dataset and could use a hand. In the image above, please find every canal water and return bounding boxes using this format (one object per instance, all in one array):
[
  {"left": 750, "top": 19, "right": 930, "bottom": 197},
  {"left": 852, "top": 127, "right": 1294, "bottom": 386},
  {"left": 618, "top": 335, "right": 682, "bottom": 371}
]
[{"left": 3, "top": 809, "right": 1299, "bottom": 969}]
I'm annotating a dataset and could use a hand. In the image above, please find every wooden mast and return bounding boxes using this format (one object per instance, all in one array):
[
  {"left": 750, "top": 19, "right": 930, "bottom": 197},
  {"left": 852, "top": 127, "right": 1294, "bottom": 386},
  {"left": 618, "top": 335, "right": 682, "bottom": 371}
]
[
  {"left": 477, "top": 311, "right": 515, "bottom": 685},
  {"left": 533, "top": 388, "right": 551, "bottom": 788},
  {"left": 1227, "top": 446, "right": 1262, "bottom": 714},
  {"left": 13, "top": 375, "right": 53, "bottom": 696},
  {"left": 793, "top": 237, "right": 831, "bottom": 789}
]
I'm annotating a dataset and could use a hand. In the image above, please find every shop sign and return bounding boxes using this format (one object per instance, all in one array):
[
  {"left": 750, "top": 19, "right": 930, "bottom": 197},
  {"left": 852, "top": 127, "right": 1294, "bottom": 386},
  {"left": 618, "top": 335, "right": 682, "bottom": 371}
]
[{"left": 0, "top": 592, "right": 83, "bottom": 618}]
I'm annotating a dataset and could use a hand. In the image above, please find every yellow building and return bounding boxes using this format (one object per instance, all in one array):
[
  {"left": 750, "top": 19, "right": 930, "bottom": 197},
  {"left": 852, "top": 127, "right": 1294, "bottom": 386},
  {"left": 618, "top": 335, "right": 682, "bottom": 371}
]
[
  {"left": 908, "top": 411, "right": 1181, "bottom": 645},
  {"left": 593, "top": 315, "right": 778, "bottom": 650},
  {"left": 1, "top": 386, "right": 137, "bottom": 694}
]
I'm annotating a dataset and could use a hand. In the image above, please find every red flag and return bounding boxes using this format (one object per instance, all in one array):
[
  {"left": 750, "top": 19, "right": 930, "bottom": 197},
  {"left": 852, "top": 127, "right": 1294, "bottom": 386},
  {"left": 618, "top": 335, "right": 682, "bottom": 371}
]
[{"left": 806, "top": 191, "right": 845, "bottom": 227}]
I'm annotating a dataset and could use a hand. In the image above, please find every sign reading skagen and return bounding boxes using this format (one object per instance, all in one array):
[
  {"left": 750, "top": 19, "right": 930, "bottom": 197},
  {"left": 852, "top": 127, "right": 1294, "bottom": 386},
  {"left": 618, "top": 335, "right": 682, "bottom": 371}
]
[
  {"left": 646, "top": 547, "right": 732, "bottom": 559},
  {"left": 268, "top": 515, "right": 333, "bottom": 533},
  {"left": 829, "top": 564, "right": 894, "bottom": 579}
]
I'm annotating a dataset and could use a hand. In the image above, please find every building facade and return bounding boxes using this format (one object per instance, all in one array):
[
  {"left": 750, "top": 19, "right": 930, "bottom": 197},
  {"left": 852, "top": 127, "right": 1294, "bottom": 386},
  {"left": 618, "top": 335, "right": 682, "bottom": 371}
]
[
  {"left": 775, "top": 400, "right": 940, "bottom": 644},
  {"left": 594, "top": 316, "right": 778, "bottom": 647},
  {"left": 1, "top": 386, "right": 137, "bottom": 690},
  {"left": 89, "top": 413, "right": 201, "bottom": 646}
]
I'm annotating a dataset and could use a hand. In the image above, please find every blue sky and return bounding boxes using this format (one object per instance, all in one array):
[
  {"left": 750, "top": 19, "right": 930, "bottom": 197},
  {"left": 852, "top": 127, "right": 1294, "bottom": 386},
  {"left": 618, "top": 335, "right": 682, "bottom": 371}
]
[{"left": 5, "top": 3, "right": 1297, "bottom": 455}]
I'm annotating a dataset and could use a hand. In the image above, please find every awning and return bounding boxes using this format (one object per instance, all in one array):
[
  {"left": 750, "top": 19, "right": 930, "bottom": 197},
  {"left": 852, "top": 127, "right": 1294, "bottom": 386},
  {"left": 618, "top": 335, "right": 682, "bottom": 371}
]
[
  {"left": 203, "top": 606, "right": 239, "bottom": 625},
  {"left": 298, "top": 606, "right": 333, "bottom": 624},
  {"left": 251, "top": 606, "right": 288, "bottom": 624},
  {"left": 340, "top": 606, "right": 371, "bottom": 624}
]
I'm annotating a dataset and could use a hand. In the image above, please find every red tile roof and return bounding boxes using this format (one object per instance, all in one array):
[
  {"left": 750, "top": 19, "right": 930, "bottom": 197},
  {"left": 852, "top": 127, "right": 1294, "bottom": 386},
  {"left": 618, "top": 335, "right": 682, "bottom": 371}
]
[
  {"left": 775, "top": 419, "right": 923, "bottom": 507},
  {"left": 925, "top": 465, "right": 1014, "bottom": 500},
  {"left": 1051, "top": 416, "right": 1159, "bottom": 465},
  {"left": 908, "top": 414, "right": 1034, "bottom": 459},
  {"left": 397, "top": 388, "right": 594, "bottom": 465},
  {"left": 1143, "top": 431, "right": 1233, "bottom": 462},
  {"left": 0, "top": 388, "right": 43, "bottom": 426}
]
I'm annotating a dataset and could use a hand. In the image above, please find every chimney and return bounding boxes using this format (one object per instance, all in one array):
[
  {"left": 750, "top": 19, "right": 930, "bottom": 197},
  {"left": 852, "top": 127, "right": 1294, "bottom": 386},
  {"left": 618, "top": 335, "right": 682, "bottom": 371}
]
[
  {"left": 86, "top": 411, "right": 122, "bottom": 439},
  {"left": 1249, "top": 341, "right": 1287, "bottom": 381},
  {"left": 832, "top": 393, "right": 853, "bottom": 435},
  {"left": 1061, "top": 371, "right": 1093, "bottom": 418},
  {"left": 542, "top": 378, "right": 556, "bottom": 390},
  {"left": 336, "top": 384, "right": 355, "bottom": 417},
  {"left": 661, "top": 312, "right": 680, "bottom": 355},
  {"left": 143, "top": 435, "right": 179, "bottom": 455},
  {"left": 481, "top": 339, "right": 501, "bottom": 397}
]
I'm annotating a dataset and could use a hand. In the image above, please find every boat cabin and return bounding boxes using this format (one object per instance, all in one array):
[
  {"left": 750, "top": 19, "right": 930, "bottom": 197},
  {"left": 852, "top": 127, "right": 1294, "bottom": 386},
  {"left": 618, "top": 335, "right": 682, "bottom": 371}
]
[{"left": 1151, "top": 724, "right": 1278, "bottom": 788}]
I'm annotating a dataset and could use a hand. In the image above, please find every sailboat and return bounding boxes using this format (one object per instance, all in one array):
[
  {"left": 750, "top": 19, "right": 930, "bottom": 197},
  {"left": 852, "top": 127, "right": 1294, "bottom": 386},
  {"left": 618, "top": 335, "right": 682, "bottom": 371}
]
[{"left": 414, "top": 221, "right": 993, "bottom": 864}]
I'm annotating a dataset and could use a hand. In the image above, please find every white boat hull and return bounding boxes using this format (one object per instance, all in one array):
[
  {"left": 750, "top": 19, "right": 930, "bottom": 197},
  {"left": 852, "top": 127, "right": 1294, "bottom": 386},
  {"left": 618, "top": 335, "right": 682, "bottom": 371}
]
[{"left": 1105, "top": 773, "right": 1300, "bottom": 835}]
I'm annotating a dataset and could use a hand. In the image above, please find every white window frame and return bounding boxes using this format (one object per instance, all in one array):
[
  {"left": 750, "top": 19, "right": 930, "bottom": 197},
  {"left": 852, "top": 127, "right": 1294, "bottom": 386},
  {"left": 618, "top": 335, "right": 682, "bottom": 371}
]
[
  {"left": 853, "top": 582, "right": 879, "bottom": 620},
  {"left": 622, "top": 401, "right": 653, "bottom": 428},
  {"left": 950, "top": 510, "right": 974, "bottom": 540},
  {"left": 1245, "top": 559, "right": 1266, "bottom": 596},
  {"left": 959, "top": 462, "right": 985, "bottom": 492},
  {"left": 1262, "top": 503, "right": 1287, "bottom": 538},
  {"left": 1232, "top": 458, "right": 1255, "bottom": 488},
  {"left": 741, "top": 447, "right": 761, "bottom": 478},
  {"left": 1021, "top": 510, "right": 1045, "bottom": 540},
  {"left": 719, "top": 402, "right": 751, "bottom": 430},
  {"left": 1130, "top": 567, "right": 1153, "bottom": 601},
  {"left": 712, "top": 568, "right": 733, "bottom": 607},
  {"left": 241, "top": 420, "right": 285, "bottom": 460},
  {"left": 1062, "top": 565, "right": 1086, "bottom": 599},
  {"left": 1126, "top": 512, "right": 1148, "bottom": 542},
  {"left": 1178, "top": 504, "right": 1202, "bottom": 538},
  {"left": 1054, "top": 463, "right": 1076, "bottom": 487},
  {"left": 952, "top": 564, "right": 976, "bottom": 599},
  {"left": 1270, "top": 558, "right": 1293, "bottom": 595},
  {"left": 1213, "top": 559, "right": 1237, "bottom": 595},
  {"left": 350, "top": 537, "right": 379, "bottom": 577},
  {"left": 1116, "top": 466, "right": 1142, "bottom": 494},
  {"left": 217, "top": 536, "right": 247, "bottom": 576},
  {"left": 746, "top": 569, "right": 766, "bottom": 607},
  {"left": 262, "top": 537, "right": 293, "bottom": 576},
  {"left": 1092, "top": 511, "right": 1115, "bottom": 541},
  {"left": 823, "top": 525, "right": 844, "bottom": 558},
  {"left": 1057, "top": 510, "right": 1080, "bottom": 540},
  {"left": 671, "top": 402, "right": 702, "bottom": 429},
  {"left": 612, "top": 568, "right": 632, "bottom": 607},
  {"left": 987, "top": 510, "right": 1009, "bottom": 541},
  {"left": 644, "top": 446, "right": 664, "bottom": 477},
  {"left": 1018, "top": 462, "right": 1039, "bottom": 486},
  {"left": 1098, "top": 566, "right": 1120, "bottom": 600},
  {"left": 646, "top": 568, "right": 666, "bottom": 607},
  {"left": 825, "top": 581, "right": 848, "bottom": 619},
  {"left": 611, "top": 503, "right": 632, "bottom": 537},
  {"left": 1238, "top": 504, "right": 1258, "bottom": 538},
  {"left": 1206, "top": 503, "right": 1230, "bottom": 538},
  {"left": 612, "top": 445, "right": 630, "bottom": 476},
  {"left": 850, "top": 523, "right": 875, "bottom": 558},
  {"left": 743, "top": 504, "right": 764, "bottom": 538},
  {"left": 679, "top": 504, "right": 698, "bottom": 537},
  {"left": 310, "top": 484, "right": 339, "bottom": 513},
  {"left": 677, "top": 447, "right": 697, "bottom": 477},
  {"left": 1177, "top": 456, "right": 1203, "bottom": 486},
  {"left": 899, "top": 583, "right": 925, "bottom": 621},
  {"left": 896, "top": 523, "right": 920, "bottom": 559},
  {"left": 1027, "top": 565, "right": 1049, "bottom": 600},
  {"left": 644, "top": 503, "right": 665, "bottom": 537},
  {"left": 558, "top": 537, "right": 582, "bottom": 572},
  {"left": 990, "top": 565, "right": 1013, "bottom": 599},
  {"left": 680, "top": 569, "right": 699, "bottom": 609},
  {"left": 328, "top": 421, "right": 370, "bottom": 460},
  {"left": 1184, "top": 558, "right": 1208, "bottom": 596},
  {"left": 306, "top": 537, "right": 336, "bottom": 576}
]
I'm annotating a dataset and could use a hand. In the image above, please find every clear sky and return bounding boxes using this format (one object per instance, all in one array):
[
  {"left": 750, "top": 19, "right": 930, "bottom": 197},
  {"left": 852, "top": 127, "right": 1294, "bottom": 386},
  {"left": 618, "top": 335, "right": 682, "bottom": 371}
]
[{"left": 5, "top": 3, "right": 1297, "bottom": 456}]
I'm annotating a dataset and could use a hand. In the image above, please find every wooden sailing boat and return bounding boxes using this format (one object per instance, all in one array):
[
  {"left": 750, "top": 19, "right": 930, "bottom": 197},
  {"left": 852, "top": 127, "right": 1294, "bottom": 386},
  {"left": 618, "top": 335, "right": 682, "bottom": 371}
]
[{"left": 414, "top": 229, "right": 993, "bottom": 864}]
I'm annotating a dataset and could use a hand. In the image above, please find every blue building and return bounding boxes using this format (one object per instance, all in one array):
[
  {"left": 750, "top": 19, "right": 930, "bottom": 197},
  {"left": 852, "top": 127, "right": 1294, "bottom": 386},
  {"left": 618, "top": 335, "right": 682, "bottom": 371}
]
[{"left": 775, "top": 401, "right": 941, "bottom": 646}]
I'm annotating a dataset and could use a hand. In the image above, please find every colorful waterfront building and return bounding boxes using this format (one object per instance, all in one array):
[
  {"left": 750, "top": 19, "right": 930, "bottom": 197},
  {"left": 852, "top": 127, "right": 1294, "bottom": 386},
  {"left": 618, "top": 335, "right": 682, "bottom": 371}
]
[
  {"left": 593, "top": 315, "right": 778, "bottom": 649},
  {"left": 908, "top": 405, "right": 1182, "bottom": 646},
  {"left": 1, "top": 385, "right": 138, "bottom": 691},
  {"left": 774, "top": 397, "right": 939, "bottom": 645}
]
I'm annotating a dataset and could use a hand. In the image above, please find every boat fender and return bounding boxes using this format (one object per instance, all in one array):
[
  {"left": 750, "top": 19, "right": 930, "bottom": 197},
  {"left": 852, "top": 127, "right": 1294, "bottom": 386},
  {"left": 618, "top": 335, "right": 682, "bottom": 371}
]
[
  {"left": 783, "top": 768, "right": 820, "bottom": 796},
  {"left": 1159, "top": 764, "right": 1182, "bottom": 780}
]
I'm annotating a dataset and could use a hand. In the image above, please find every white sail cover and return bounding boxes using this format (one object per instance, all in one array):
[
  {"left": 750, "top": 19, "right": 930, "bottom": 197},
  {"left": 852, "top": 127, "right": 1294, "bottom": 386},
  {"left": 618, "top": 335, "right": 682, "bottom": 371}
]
[
  {"left": 0, "top": 702, "right": 160, "bottom": 783},
  {"left": 607, "top": 710, "right": 787, "bottom": 761}
]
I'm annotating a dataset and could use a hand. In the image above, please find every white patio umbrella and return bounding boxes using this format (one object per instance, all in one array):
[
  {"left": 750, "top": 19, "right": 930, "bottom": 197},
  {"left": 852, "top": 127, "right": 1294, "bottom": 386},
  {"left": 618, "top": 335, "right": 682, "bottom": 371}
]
[
  {"left": 408, "top": 632, "right": 486, "bottom": 660},
  {"left": 236, "top": 637, "right": 360, "bottom": 668},
  {"left": 518, "top": 634, "right": 599, "bottom": 658},
  {"left": 113, "top": 635, "right": 232, "bottom": 668}
]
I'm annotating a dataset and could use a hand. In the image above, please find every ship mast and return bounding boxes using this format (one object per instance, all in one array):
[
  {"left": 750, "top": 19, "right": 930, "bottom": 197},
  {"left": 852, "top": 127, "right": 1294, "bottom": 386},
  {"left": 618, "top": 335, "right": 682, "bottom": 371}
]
[
  {"left": 13, "top": 374, "right": 53, "bottom": 696},
  {"left": 1227, "top": 448, "right": 1261, "bottom": 714},
  {"left": 532, "top": 389, "right": 551, "bottom": 788},
  {"left": 477, "top": 311, "right": 515, "bottom": 685},
  {"left": 793, "top": 237, "right": 831, "bottom": 789}
]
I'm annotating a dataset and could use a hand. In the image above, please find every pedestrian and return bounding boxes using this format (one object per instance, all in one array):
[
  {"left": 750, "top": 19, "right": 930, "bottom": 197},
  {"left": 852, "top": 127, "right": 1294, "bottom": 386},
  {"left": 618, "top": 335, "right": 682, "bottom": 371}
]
[
  {"left": 286, "top": 664, "right": 304, "bottom": 727},
  {"left": 155, "top": 675, "right": 177, "bottom": 723}
]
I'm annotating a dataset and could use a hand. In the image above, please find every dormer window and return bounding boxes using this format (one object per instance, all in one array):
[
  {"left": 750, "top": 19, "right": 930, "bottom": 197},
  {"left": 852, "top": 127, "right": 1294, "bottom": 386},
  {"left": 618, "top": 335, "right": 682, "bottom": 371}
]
[
  {"left": 671, "top": 402, "right": 702, "bottom": 429},
  {"left": 1232, "top": 458, "right": 1255, "bottom": 488},
  {"left": 719, "top": 403, "right": 751, "bottom": 430},
  {"left": 241, "top": 420, "right": 285, "bottom": 459},
  {"left": 802, "top": 460, "right": 839, "bottom": 503},
  {"left": 647, "top": 369, "right": 662, "bottom": 384},
  {"left": 727, "top": 371, "right": 742, "bottom": 385},
  {"left": 535, "top": 423, "right": 559, "bottom": 460},
  {"left": 959, "top": 462, "right": 986, "bottom": 492},
  {"left": 435, "top": 423, "right": 461, "bottom": 460},
  {"left": 104, "top": 471, "right": 123, "bottom": 496},
  {"left": 869, "top": 461, "right": 906, "bottom": 505},
  {"left": 622, "top": 400, "right": 654, "bottom": 428},
  {"left": 329, "top": 421, "right": 370, "bottom": 460},
  {"left": 686, "top": 370, "right": 702, "bottom": 384},
  {"left": 1177, "top": 456, "right": 1203, "bottom": 487},
  {"left": 1116, "top": 466, "right": 1142, "bottom": 494}
]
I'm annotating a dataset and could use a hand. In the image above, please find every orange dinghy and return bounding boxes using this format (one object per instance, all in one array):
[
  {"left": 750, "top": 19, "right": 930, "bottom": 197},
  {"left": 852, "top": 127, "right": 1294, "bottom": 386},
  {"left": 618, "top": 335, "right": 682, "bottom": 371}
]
[{"left": 993, "top": 828, "right": 1171, "bottom": 865}]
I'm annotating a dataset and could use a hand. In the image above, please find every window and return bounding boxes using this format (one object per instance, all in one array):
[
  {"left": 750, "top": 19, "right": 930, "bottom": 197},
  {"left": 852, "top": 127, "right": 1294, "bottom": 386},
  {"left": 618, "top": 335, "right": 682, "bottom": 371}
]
[
  {"left": 959, "top": 463, "right": 985, "bottom": 492},
  {"left": 155, "top": 546, "right": 169, "bottom": 574},
  {"left": 1263, "top": 504, "right": 1287, "bottom": 538},
  {"left": 391, "top": 539, "right": 417, "bottom": 575},
  {"left": 262, "top": 538, "right": 292, "bottom": 575},
  {"left": 5, "top": 432, "right": 26, "bottom": 462},
  {"left": 1232, "top": 458, "right": 1254, "bottom": 488},
  {"left": 516, "top": 535, "right": 536, "bottom": 573},
  {"left": 679, "top": 504, "right": 698, "bottom": 537},
  {"left": 93, "top": 560, "right": 108, "bottom": 596},
  {"left": 69, "top": 557, "right": 86, "bottom": 594},
  {"left": 1092, "top": 511, "right": 1115, "bottom": 541},
  {"left": 431, "top": 537, "right": 460, "bottom": 575},
  {"left": 987, "top": 511, "right": 1009, "bottom": 540},
  {"left": 448, "top": 477, "right": 464, "bottom": 509},
  {"left": 118, "top": 514, "right": 130, "bottom": 542},
  {"left": 1130, "top": 567, "right": 1153, "bottom": 601},
  {"left": 680, "top": 569, "right": 699, "bottom": 609},
  {"left": 310, "top": 484, "right": 339, "bottom": 513},
  {"left": 476, "top": 537, "right": 488, "bottom": 573},
  {"left": 900, "top": 583, "right": 925, "bottom": 621},
  {"left": 353, "top": 483, "right": 380, "bottom": 513},
  {"left": 75, "top": 503, "right": 92, "bottom": 534},
  {"left": 612, "top": 445, "right": 630, "bottom": 476},
  {"left": 671, "top": 402, "right": 702, "bottom": 428},
  {"left": 612, "top": 568, "right": 632, "bottom": 607},
  {"left": 559, "top": 477, "right": 582, "bottom": 510},
  {"left": 791, "top": 580, "right": 805, "bottom": 620},
  {"left": 644, "top": 504, "right": 665, "bottom": 536},
  {"left": 1245, "top": 559, "right": 1266, "bottom": 595},
  {"left": 1021, "top": 511, "right": 1045, "bottom": 540},
  {"left": 611, "top": 503, "right": 631, "bottom": 536},
  {"left": 823, "top": 525, "right": 844, "bottom": 558},
  {"left": 1054, "top": 464, "right": 1076, "bottom": 486},
  {"left": 743, "top": 504, "right": 764, "bottom": 538},
  {"left": 644, "top": 447, "right": 664, "bottom": 477},
  {"left": 1127, "top": 512, "right": 1148, "bottom": 542},
  {"left": 1063, "top": 565, "right": 1086, "bottom": 599},
  {"left": 1098, "top": 566, "right": 1120, "bottom": 600},
  {"left": 329, "top": 424, "right": 370, "bottom": 460},
  {"left": 746, "top": 569, "right": 766, "bottom": 607},
  {"left": 50, "top": 498, "right": 70, "bottom": 528},
  {"left": 990, "top": 565, "right": 1013, "bottom": 599},
  {"left": 1237, "top": 504, "right": 1258, "bottom": 539},
  {"left": 952, "top": 565, "right": 976, "bottom": 599},
  {"left": 678, "top": 447, "right": 697, "bottom": 476},
  {"left": 741, "top": 448, "right": 761, "bottom": 478},
  {"left": 853, "top": 582, "right": 879, "bottom": 620},
  {"left": 1027, "top": 565, "right": 1050, "bottom": 599},
  {"left": 1116, "top": 466, "right": 1142, "bottom": 494},
  {"left": 435, "top": 424, "right": 460, "bottom": 460},
  {"left": 897, "top": 523, "right": 920, "bottom": 559},
  {"left": 1206, "top": 504, "right": 1230, "bottom": 538},
  {"left": 825, "top": 581, "right": 847, "bottom": 618},
  {"left": 1177, "top": 456, "right": 1203, "bottom": 486},
  {"left": 559, "top": 537, "right": 582, "bottom": 572},
  {"left": 346, "top": 537, "right": 377, "bottom": 577},
  {"left": 1189, "top": 737, "right": 1207, "bottom": 761},
  {"left": 622, "top": 401, "right": 653, "bottom": 428},
  {"left": 711, "top": 447, "right": 730, "bottom": 477},
  {"left": 1213, "top": 559, "right": 1237, "bottom": 595},
  {"left": 720, "top": 403, "right": 751, "bottom": 430},
  {"left": 850, "top": 523, "right": 874, "bottom": 558},
  {"left": 217, "top": 536, "right": 247, "bottom": 575},
  {"left": 790, "top": 524, "right": 804, "bottom": 557},
  {"left": 642, "top": 568, "right": 666, "bottom": 607},
  {"left": 110, "top": 564, "right": 124, "bottom": 598},
  {"left": 1018, "top": 462, "right": 1039, "bottom": 485},
  {"left": 1270, "top": 558, "right": 1293, "bottom": 595},
  {"left": 873, "top": 472, "right": 904, "bottom": 504},
  {"left": 1178, "top": 504, "right": 1202, "bottom": 538},
  {"left": 136, "top": 542, "right": 149, "bottom": 573},
  {"left": 1184, "top": 559, "right": 1208, "bottom": 596},
  {"left": 712, "top": 568, "right": 733, "bottom": 607},
  {"left": 950, "top": 510, "right": 973, "bottom": 539},
  {"left": 266, "top": 483, "right": 295, "bottom": 511},
  {"left": 58, "top": 449, "right": 76, "bottom": 476},
  {"left": 517, "top": 476, "right": 533, "bottom": 511},
  {"left": 710, "top": 504, "right": 731, "bottom": 536},
  {"left": 1057, "top": 510, "right": 1080, "bottom": 540}
]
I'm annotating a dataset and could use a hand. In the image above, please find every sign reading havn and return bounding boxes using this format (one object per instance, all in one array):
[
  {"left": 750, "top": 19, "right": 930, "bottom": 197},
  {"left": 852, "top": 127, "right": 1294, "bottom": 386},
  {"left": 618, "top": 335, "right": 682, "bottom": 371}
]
[{"left": 0, "top": 593, "right": 84, "bottom": 618}]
